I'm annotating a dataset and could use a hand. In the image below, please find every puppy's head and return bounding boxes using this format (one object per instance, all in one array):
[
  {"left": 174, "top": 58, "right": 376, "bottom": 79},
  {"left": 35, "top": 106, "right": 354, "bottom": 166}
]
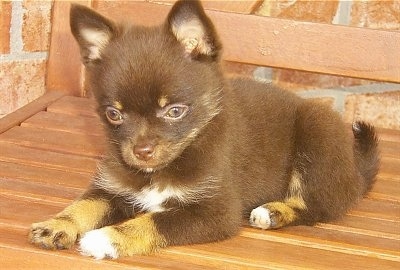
[{"left": 70, "top": 0, "right": 223, "bottom": 173}]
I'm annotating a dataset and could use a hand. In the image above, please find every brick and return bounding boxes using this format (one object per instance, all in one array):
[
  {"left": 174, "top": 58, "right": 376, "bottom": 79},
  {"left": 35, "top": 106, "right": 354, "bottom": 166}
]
[
  {"left": 0, "top": 1, "right": 12, "bottom": 54},
  {"left": 257, "top": 0, "right": 339, "bottom": 23},
  {"left": 344, "top": 91, "right": 400, "bottom": 130},
  {"left": 351, "top": 1, "right": 400, "bottom": 29},
  {"left": 223, "top": 61, "right": 257, "bottom": 78},
  {"left": 22, "top": 0, "right": 52, "bottom": 52},
  {"left": 305, "top": 96, "right": 335, "bottom": 108},
  {"left": 0, "top": 60, "right": 47, "bottom": 117},
  {"left": 272, "top": 69, "right": 371, "bottom": 92}
]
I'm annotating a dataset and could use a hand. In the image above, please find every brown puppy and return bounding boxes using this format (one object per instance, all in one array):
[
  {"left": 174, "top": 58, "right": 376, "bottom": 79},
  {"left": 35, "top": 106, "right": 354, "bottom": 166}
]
[{"left": 29, "top": 0, "right": 379, "bottom": 259}]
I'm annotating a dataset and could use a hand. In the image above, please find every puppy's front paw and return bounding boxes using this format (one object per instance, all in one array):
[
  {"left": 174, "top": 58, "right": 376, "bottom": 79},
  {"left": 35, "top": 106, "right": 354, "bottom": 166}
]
[
  {"left": 29, "top": 218, "right": 79, "bottom": 250},
  {"left": 79, "top": 217, "right": 167, "bottom": 259},
  {"left": 79, "top": 228, "right": 118, "bottom": 259}
]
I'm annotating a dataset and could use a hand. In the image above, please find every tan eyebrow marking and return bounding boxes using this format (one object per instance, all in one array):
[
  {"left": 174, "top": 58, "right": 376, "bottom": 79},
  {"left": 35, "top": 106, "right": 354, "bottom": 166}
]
[
  {"left": 113, "top": 101, "right": 123, "bottom": 110},
  {"left": 158, "top": 96, "right": 169, "bottom": 108}
]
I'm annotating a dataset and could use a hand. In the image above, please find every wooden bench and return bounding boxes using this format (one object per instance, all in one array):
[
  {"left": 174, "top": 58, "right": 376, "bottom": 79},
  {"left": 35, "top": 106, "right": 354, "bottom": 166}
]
[{"left": 0, "top": 1, "right": 399, "bottom": 269}]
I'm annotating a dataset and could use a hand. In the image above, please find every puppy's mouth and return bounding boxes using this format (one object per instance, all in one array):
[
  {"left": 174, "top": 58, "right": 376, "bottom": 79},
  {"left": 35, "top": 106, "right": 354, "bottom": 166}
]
[
  {"left": 119, "top": 143, "right": 177, "bottom": 173},
  {"left": 121, "top": 154, "right": 168, "bottom": 173}
]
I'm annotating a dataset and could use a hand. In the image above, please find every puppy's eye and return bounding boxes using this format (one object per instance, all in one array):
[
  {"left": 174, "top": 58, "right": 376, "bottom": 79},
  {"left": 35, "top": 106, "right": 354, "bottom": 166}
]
[
  {"left": 162, "top": 104, "right": 189, "bottom": 120},
  {"left": 105, "top": 107, "right": 124, "bottom": 125}
]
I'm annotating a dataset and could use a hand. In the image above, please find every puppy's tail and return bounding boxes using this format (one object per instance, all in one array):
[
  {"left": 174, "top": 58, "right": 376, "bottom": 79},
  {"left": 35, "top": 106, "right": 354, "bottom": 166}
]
[{"left": 352, "top": 121, "right": 380, "bottom": 194}]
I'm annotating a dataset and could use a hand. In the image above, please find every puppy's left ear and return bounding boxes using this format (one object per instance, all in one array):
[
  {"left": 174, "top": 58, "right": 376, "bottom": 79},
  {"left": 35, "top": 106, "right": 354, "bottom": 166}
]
[
  {"left": 70, "top": 4, "right": 117, "bottom": 65},
  {"left": 167, "top": 0, "right": 221, "bottom": 60}
]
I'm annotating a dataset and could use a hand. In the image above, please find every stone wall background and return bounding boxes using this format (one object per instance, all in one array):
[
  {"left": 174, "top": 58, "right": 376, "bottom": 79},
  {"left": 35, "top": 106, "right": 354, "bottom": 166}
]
[{"left": 0, "top": 0, "right": 399, "bottom": 129}]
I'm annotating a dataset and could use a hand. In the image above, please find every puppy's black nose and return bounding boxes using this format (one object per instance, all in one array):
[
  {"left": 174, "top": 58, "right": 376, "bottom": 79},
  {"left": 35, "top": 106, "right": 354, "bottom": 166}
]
[{"left": 134, "top": 144, "right": 155, "bottom": 161}]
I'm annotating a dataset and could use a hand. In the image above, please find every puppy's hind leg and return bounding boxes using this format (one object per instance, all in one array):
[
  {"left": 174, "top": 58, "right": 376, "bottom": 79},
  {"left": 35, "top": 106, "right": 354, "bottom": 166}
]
[{"left": 250, "top": 170, "right": 307, "bottom": 229}]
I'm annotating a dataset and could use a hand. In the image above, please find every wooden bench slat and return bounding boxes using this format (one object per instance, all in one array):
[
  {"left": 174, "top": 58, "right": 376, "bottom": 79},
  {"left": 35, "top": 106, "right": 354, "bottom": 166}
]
[
  {"left": 22, "top": 111, "right": 104, "bottom": 136},
  {"left": 0, "top": 92, "right": 65, "bottom": 134},
  {"left": 379, "top": 158, "right": 400, "bottom": 181},
  {"left": 0, "top": 178, "right": 82, "bottom": 202},
  {"left": 0, "top": 142, "right": 98, "bottom": 174},
  {"left": 0, "top": 126, "right": 105, "bottom": 158},
  {"left": 380, "top": 141, "right": 400, "bottom": 160},
  {"left": 330, "top": 214, "right": 399, "bottom": 236},
  {"left": 171, "top": 236, "right": 399, "bottom": 269},
  {"left": 47, "top": 96, "right": 97, "bottom": 117},
  {"left": 369, "top": 179, "right": 400, "bottom": 202},
  {"left": 94, "top": 0, "right": 263, "bottom": 14},
  {"left": 377, "top": 128, "right": 400, "bottom": 143},
  {"left": 242, "top": 225, "right": 400, "bottom": 256},
  {"left": 1, "top": 201, "right": 397, "bottom": 270},
  {"left": 46, "top": 1, "right": 88, "bottom": 95},
  {"left": 351, "top": 198, "right": 400, "bottom": 220},
  {"left": 0, "top": 248, "right": 127, "bottom": 270},
  {"left": 4, "top": 193, "right": 397, "bottom": 261},
  {"left": 0, "top": 227, "right": 211, "bottom": 270},
  {"left": 0, "top": 194, "right": 65, "bottom": 228},
  {"left": 0, "top": 162, "right": 91, "bottom": 189}
]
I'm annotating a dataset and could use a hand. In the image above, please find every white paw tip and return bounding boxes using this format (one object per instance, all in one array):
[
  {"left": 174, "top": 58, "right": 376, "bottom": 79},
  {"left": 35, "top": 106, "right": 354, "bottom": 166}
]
[
  {"left": 250, "top": 206, "right": 272, "bottom": 229},
  {"left": 79, "top": 229, "right": 118, "bottom": 260}
]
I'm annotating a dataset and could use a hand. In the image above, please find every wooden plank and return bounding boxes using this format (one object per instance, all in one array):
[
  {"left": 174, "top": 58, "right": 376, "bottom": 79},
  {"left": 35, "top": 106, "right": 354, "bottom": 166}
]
[
  {"left": 379, "top": 158, "right": 400, "bottom": 181},
  {"left": 47, "top": 96, "right": 98, "bottom": 117},
  {"left": 211, "top": 11, "right": 400, "bottom": 82},
  {"left": 0, "top": 162, "right": 91, "bottom": 189},
  {"left": 380, "top": 141, "right": 400, "bottom": 160},
  {"left": 369, "top": 179, "right": 400, "bottom": 201},
  {"left": 351, "top": 198, "right": 400, "bottom": 221},
  {"left": 22, "top": 111, "right": 104, "bottom": 136},
  {"left": 0, "top": 142, "right": 98, "bottom": 174},
  {"left": 0, "top": 193, "right": 66, "bottom": 228},
  {"left": 0, "top": 178, "right": 82, "bottom": 203},
  {"left": 169, "top": 236, "right": 400, "bottom": 269},
  {"left": 0, "top": 92, "right": 65, "bottom": 134},
  {"left": 4, "top": 188, "right": 398, "bottom": 263},
  {"left": 242, "top": 225, "right": 400, "bottom": 257},
  {"left": 99, "top": 0, "right": 263, "bottom": 14},
  {"left": 92, "top": 2, "right": 400, "bottom": 82},
  {"left": 1, "top": 191, "right": 398, "bottom": 268},
  {"left": 0, "top": 227, "right": 211, "bottom": 270},
  {"left": 330, "top": 214, "right": 399, "bottom": 236},
  {"left": 0, "top": 126, "right": 105, "bottom": 158},
  {"left": 377, "top": 128, "right": 400, "bottom": 143},
  {"left": 46, "top": 1, "right": 90, "bottom": 96},
  {"left": 0, "top": 248, "right": 131, "bottom": 270}
]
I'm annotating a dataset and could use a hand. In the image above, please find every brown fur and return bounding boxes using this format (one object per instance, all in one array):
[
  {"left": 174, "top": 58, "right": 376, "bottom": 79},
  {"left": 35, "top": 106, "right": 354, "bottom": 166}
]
[{"left": 28, "top": 0, "right": 379, "bottom": 259}]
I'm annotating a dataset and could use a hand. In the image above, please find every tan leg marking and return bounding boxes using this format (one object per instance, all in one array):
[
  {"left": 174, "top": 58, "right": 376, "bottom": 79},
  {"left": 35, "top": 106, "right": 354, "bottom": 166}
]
[
  {"left": 250, "top": 170, "right": 307, "bottom": 229},
  {"left": 29, "top": 199, "right": 110, "bottom": 250}
]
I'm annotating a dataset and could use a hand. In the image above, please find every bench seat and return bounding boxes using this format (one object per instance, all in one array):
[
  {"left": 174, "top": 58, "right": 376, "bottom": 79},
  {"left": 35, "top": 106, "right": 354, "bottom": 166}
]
[{"left": 0, "top": 93, "right": 399, "bottom": 269}]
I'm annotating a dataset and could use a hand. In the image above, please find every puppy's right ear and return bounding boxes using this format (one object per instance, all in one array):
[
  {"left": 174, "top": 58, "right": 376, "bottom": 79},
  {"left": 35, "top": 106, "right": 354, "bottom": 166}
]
[{"left": 70, "top": 4, "right": 117, "bottom": 64}]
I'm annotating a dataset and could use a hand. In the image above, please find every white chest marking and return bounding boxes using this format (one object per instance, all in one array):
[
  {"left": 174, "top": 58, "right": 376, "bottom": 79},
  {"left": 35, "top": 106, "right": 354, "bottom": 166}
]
[{"left": 133, "top": 186, "right": 185, "bottom": 213}]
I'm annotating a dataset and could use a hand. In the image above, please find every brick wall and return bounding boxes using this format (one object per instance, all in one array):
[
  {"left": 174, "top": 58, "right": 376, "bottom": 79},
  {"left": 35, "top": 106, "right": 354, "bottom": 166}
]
[{"left": 0, "top": 0, "right": 52, "bottom": 118}]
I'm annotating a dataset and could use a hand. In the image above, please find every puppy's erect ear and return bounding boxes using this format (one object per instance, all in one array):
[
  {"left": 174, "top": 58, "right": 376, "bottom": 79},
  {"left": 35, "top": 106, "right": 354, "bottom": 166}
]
[
  {"left": 70, "top": 4, "right": 117, "bottom": 64},
  {"left": 167, "top": 0, "right": 221, "bottom": 60}
]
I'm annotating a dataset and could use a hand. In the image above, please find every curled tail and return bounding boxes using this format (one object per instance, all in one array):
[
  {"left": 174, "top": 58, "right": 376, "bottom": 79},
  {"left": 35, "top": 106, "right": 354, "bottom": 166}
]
[{"left": 352, "top": 121, "right": 380, "bottom": 194}]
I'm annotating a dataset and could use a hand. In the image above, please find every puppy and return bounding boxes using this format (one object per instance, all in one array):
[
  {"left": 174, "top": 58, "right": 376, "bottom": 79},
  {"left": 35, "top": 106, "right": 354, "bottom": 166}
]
[{"left": 29, "top": 0, "right": 379, "bottom": 259}]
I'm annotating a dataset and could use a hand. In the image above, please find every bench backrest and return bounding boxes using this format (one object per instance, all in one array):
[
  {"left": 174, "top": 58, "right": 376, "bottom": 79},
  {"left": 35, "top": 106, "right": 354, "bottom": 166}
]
[{"left": 46, "top": 1, "right": 400, "bottom": 97}]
